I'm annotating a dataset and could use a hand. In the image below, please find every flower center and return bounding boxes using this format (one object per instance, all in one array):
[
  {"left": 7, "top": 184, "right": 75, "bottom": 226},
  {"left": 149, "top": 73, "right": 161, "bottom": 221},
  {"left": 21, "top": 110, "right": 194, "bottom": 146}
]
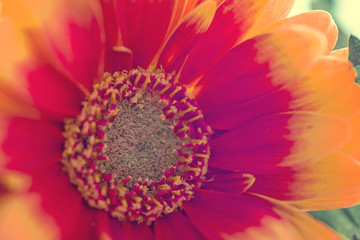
[
  {"left": 61, "top": 69, "right": 211, "bottom": 224},
  {"left": 100, "top": 90, "right": 182, "bottom": 186}
]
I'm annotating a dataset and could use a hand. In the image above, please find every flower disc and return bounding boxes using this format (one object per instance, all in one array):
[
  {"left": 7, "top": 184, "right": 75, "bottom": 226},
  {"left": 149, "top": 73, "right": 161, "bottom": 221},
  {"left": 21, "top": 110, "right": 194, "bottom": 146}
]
[{"left": 61, "top": 69, "right": 212, "bottom": 224}]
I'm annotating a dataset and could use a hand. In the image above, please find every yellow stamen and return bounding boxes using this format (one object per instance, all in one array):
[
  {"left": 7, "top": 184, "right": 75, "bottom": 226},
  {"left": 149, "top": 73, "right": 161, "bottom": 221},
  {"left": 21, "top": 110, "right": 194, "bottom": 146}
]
[
  {"left": 159, "top": 84, "right": 171, "bottom": 94},
  {"left": 176, "top": 126, "right": 187, "bottom": 134},
  {"left": 179, "top": 106, "right": 196, "bottom": 117},
  {"left": 101, "top": 184, "right": 108, "bottom": 196},
  {"left": 121, "top": 198, "right": 128, "bottom": 208},
  {"left": 153, "top": 78, "right": 160, "bottom": 90},
  {"left": 134, "top": 73, "right": 142, "bottom": 85},
  {"left": 94, "top": 173, "right": 101, "bottom": 183},
  {"left": 178, "top": 156, "right": 192, "bottom": 163},
  {"left": 142, "top": 76, "right": 151, "bottom": 89},
  {"left": 194, "top": 153, "right": 209, "bottom": 159},
  {"left": 186, "top": 114, "right": 203, "bottom": 123},
  {"left": 169, "top": 86, "right": 182, "bottom": 98}
]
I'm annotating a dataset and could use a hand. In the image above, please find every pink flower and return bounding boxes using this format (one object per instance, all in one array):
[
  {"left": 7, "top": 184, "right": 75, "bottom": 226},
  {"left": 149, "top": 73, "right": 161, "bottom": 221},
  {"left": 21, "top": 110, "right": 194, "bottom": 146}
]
[{"left": 0, "top": 0, "right": 360, "bottom": 239}]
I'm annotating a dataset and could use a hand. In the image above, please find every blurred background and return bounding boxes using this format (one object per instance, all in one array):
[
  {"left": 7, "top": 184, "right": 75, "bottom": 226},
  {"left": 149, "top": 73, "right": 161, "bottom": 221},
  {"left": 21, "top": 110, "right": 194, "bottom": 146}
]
[
  {"left": 290, "top": 0, "right": 360, "bottom": 50},
  {"left": 290, "top": 1, "right": 360, "bottom": 239}
]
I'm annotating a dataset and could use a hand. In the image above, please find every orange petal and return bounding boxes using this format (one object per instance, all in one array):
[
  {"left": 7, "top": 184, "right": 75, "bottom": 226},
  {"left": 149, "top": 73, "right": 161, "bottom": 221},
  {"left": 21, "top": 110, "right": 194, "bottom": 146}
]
[
  {"left": 0, "top": 170, "right": 31, "bottom": 193},
  {"left": 0, "top": 90, "right": 38, "bottom": 118},
  {"left": 0, "top": 16, "right": 39, "bottom": 117},
  {"left": 3, "top": 0, "right": 105, "bottom": 92},
  {"left": 247, "top": 0, "right": 295, "bottom": 37},
  {"left": 158, "top": 0, "right": 217, "bottom": 72},
  {"left": 1, "top": 0, "right": 103, "bottom": 118},
  {"left": 0, "top": 193, "right": 60, "bottom": 240},
  {"left": 183, "top": 0, "right": 199, "bottom": 17},
  {"left": 260, "top": 194, "right": 344, "bottom": 240},
  {"left": 165, "top": 1, "right": 189, "bottom": 40},
  {"left": 250, "top": 152, "right": 360, "bottom": 210},
  {"left": 331, "top": 48, "right": 349, "bottom": 60},
  {"left": 286, "top": 56, "right": 355, "bottom": 112},
  {"left": 267, "top": 11, "right": 338, "bottom": 54},
  {"left": 321, "top": 83, "right": 360, "bottom": 119},
  {"left": 343, "top": 111, "right": 360, "bottom": 154}
]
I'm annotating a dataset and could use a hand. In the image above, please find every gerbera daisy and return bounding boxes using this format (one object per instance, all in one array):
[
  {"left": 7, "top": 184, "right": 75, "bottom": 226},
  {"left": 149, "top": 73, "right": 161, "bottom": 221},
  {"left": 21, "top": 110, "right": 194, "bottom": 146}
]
[{"left": 1, "top": 0, "right": 360, "bottom": 239}]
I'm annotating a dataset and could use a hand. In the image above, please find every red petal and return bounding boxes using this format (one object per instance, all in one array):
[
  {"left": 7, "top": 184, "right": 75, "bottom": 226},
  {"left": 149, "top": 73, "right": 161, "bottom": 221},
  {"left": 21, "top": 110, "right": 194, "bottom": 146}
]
[
  {"left": 27, "top": 64, "right": 85, "bottom": 119},
  {"left": 199, "top": 56, "right": 354, "bottom": 131},
  {"left": 0, "top": 0, "right": 101, "bottom": 117},
  {"left": 195, "top": 26, "right": 326, "bottom": 129},
  {"left": 94, "top": 211, "right": 112, "bottom": 240},
  {"left": 1, "top": 117, "right": 95, "bottom": 238},
  {"left": 184, "top": 190, "right": 274, "bottom": 239},
  {"left": 108, "top": 220, "right": 154, "bottom": 240},
  {"left": 179, "top": 0, "right": 264, "bottom": 84},
  {"left": 115, "top": 0, "right": 176, "bottom": 68},
  {"left": 202, "top": 167, "right": 255, "bottom": 194},
  {"left": 2, "top": 117, "right": 63, "bottom": 175},
  {"left": 179, "top": 0, "right": 295, "bottom": 84},
  {"left": 184, "top": 190, "right": 341, "bottom": 239},
  {"left": 155, "top": 211, "right": 204, "bottom": 240},
  {"left": 29, "top": 165, "right": 98, "bottom": 240},
  {"left": 111, "top": 46, "right": 133, "bottom": 72},
  {"left": 209, "top": 112, "right": 350, "bottom": 174},
  {"left": 249, "top": 152, "right": 360, "bottom": 210},
  {"left": 33, "top": 0, "right": 105, "bottom": 92},
  {"left": 158, "top": 1, "right": 216, "bottom": 72},
  {"left": 99, "top": 0, "right": 119, "bottom": 72}
]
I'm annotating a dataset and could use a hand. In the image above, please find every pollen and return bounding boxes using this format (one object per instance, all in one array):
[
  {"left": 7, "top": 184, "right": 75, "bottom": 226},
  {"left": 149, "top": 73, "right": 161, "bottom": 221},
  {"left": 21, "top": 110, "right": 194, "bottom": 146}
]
[{"left": 61, "top": 69, "right": 212, "bottom": 224}]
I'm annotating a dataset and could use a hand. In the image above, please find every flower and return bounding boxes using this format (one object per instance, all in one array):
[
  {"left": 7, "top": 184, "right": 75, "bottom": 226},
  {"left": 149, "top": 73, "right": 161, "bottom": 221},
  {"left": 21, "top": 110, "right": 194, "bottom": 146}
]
[{"left": 1, "top": 0, "right": 360, "bottom": 239}]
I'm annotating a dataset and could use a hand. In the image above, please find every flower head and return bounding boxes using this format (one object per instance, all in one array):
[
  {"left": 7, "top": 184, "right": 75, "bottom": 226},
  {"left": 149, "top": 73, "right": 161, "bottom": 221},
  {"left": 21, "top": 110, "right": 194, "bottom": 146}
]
[{"left": 1, "top": 0, "right": 360, "bottom": 239}]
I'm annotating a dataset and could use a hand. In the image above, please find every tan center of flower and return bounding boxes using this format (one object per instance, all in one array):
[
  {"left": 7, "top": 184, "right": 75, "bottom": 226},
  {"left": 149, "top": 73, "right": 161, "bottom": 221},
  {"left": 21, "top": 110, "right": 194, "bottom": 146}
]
[
  {"left": 61, "top": 69, "right": 212, "bottom": 224},
  {"left": 98, "top": 94, "right": 182, "bottom": 186}
]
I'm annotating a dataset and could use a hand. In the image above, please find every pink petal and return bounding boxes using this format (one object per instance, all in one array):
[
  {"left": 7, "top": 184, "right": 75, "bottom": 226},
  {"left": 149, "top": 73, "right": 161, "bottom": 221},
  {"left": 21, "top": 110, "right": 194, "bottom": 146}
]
[
  {"left": 115, "top": 0, "right": 176, "bottom": 68},
  {"left": 2, "top": 117, "right": 63, "bottom": 175},
  {"left": 179, "top": 0, "right": 295, "bottom": 84},
  {"left": 99, "top": 0, "right": 119, "bottom": 72},
  {"left": 202, "top": 167, "right": 255, "bottom": 194},
  {"left": 249, "top": 152, "right": 360, "bottom": 210},
  {"left": 195, "top": 26, "right": 326, "bottom": 129},
  {"left": 158, "top": 0, "right": 216, "bottom": 72},
  {"left": 27, "top": 64, "right": 85, "bottom": 119},
  {"left": 39, "top": 0, "right": 105, "bottom": 91},
  {"left": 109, "top": 220, "right": 154, "bottom": 240},
  {"left": 155, "top": 211, "right": 204, "bottom": 240},
  {"left": 208, "top": 112, "right": 350, "bottom": 174},
  {"left": 184, "top": 190, "right": 342, "bottom": 239}
]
